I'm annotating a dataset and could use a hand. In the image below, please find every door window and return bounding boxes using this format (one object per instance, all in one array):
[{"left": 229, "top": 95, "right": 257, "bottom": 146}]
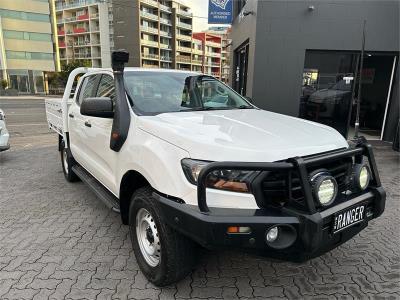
[
  {"left": 77, "top": 75, "right": 99, "bottom": 105},
  {"left": 96, "top": 75, "right": 116, "bottom": 102}
]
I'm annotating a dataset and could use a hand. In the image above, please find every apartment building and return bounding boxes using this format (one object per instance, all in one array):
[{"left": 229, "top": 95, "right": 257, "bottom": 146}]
[
  {"left": 0, "top": 0, "right": 58, "bottom": 94},
  {"left": 113, "top": 0, "right": 193, "bottom": 70},
  {"left": 55, "top": 0, "right": 112, "bottom": 68},
  {"left": 206, "top": 26, "right": 231, "bottom": 84},
  {"left": 192, "top": 32, "right": 222, "bottom": 79}
]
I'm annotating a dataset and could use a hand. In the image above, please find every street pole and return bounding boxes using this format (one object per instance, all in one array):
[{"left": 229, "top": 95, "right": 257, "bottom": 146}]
[{"left": 354, "top": 20, "right": 366, "bottom": 138}]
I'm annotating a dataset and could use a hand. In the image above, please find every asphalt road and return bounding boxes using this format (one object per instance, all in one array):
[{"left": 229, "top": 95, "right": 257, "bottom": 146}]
[
  {"left": 0, "top": 97, "right": 58, "bottom": 150},
  {"left": 0, "top": 97, "right": 399, "bottom": 299}
]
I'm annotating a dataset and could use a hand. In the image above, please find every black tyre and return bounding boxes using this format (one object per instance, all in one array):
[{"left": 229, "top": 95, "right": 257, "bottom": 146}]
[
  {"left": 129, "top": 186, "right": 197, "bottom": 286},
  {"left": 60, "top": 140, "right": 79, "bottom": 182}
]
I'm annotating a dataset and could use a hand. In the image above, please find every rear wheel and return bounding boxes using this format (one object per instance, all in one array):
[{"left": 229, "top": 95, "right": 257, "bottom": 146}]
[
  {"left": 129, "top": 186, "right": 197, "bottom": 286},
  {"left": 60, "top": 139, "right": 79, "bottom": 182}
]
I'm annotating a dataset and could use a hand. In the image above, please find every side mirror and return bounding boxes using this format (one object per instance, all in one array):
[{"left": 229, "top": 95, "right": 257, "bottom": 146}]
[
  {"left": 81, "top": 97, "right": 114, "bottom": 118},
  {"left": 244, "top": 96, "right": 253, "bottom": 103}
]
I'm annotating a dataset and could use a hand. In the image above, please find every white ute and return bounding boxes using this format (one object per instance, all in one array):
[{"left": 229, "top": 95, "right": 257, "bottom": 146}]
[{"left": 46, "top": 51, "right": 386, "bottom": 286}]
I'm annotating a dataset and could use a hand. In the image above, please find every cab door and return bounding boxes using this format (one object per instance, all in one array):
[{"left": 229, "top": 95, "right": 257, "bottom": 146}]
[
  {"left": 68, "top": 74, "right": 100, "bottom": 169},
  {"left": 79, "top": 73, "right": 118, "bottom": 193}
]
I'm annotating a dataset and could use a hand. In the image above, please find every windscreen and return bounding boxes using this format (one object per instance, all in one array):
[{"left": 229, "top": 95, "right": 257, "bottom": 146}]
[{"left": 124, "top": 71, "right": 252, "bottom": 114}]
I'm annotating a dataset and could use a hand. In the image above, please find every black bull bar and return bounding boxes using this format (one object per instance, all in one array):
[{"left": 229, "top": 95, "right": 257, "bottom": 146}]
[{"left": 196, "top": 140, "right": 382, "bottom": 214}]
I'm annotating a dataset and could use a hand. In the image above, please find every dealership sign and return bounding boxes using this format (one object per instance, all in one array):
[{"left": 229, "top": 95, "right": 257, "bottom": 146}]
[{"left": 208, "top": 0, "right": 233, "bottom": 24}]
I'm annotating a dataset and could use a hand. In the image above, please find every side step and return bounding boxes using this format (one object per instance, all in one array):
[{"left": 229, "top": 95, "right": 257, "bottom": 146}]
[{"left": 72, "top": 165, "right": 120, "bottom": 213}]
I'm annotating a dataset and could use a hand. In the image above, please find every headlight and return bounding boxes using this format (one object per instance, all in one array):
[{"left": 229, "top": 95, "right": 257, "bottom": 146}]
[
  {"left": 311, "top": 172, "right": 338, "bottom": 206},
  {"left": 353, "top": 164, "right": 370, "bottom": 191},
  {"left": 181, "top": 159, "right": 210, "bottom": 185},
  {"left": 181, "top": 159, "right": 257, "bottom": 193}
]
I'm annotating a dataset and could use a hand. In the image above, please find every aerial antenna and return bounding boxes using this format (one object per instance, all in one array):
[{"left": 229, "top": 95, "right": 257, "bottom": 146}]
[{"left": 354, "top": 20, "right": 366, "bottom": 138}]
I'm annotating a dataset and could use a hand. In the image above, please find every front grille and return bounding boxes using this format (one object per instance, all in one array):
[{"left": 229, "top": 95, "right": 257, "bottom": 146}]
[{"left": 260, "top": 157, "right": 353, "bottom": 211}]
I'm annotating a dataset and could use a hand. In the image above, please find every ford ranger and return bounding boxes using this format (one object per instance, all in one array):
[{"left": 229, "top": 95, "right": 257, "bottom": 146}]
[{"left": 45, "top": 51, "right": 386, "bottom": 286}]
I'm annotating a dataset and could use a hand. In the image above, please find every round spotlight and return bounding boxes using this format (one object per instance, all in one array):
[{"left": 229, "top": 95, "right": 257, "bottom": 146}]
[
  {"left": 266, "top": 226, "right": 278, "bottom": 242},
  {"left": 354, "top": 164, "right": 370, "bottom": 191},
  {"left": 311, "top": 173, "right": 338, "bottom": 206}
]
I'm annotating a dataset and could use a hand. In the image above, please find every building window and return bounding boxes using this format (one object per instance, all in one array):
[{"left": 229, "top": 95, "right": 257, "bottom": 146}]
[
  {"left": 3, "top": 30, "right": 52, "bottom": 42},
  {"left": 0, "top": 9, "right": 49, "bottom": 22},
  {"left": 8, "top": 70, "right": 30, "bottom": 93},
  {"left": 6, "top": 51, "right": 53, "bottom": 60},
  {"left": 233, "top": 41, "right": 249, "bottom": 96},
  {"left": 33, "top": 71, "right": 44, "bottom": 93}
]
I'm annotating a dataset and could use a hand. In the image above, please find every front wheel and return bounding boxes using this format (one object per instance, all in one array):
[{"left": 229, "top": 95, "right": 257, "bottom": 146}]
[
  {"left": 60, "top": 139, "right": 79, "bottom": 182},
  {"left": 129, "top": 187, "right": 197, "bottom": 286}
]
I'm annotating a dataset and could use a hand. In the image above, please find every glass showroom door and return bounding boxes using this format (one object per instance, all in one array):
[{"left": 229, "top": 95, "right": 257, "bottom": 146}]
[{"left": 299, "top": 50, "right": 359, "bottom": 137}]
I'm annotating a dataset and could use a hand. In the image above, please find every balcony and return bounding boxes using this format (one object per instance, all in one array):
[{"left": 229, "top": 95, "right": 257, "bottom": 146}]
[
  {"left": 206, "top": 41, "right": 221, "bottom": 48},
  {"left": 177, "top": 10, "right": 192, "bottom": 17},
  {"left": 176, "top": 55, "right": 191, "bottom": 63},
  {"left": 74, "top": 53, "right": 92, "bottom": 59},
  {"left": 91, "top": 13, "right": 99, "bottom": 19},
  {"left": 141, "top": 0, "right": 158, "bottom": 8},
  {"left": 159, "top": 30, "right": 172, "bottom": 37},
  {"left": 176, "top": 34, "right": 192, "bottom": 42},
  {"left": 191, "top": 59, "right": 202, "bottom": 65},
  {"left": 177, "top": 22, "right": 192, "bottom": 30},
  {"left": 143, "top": 64, "right": 159, "bottom": 69},
  {"left": 58, "top": 30, "right": 65, "bottom": 35},
  {"left": 160, "top": 43, "right": 171, "bottom": 50},
  {"left": 73, "top": 27, "right": 88, "bottom": 34},
  {"left": 77, "top": 13, "right": 89, "bottom": 20},
  {"left": 160, "top": 56, "right": 172, "bottom": 61},
  {"left": 160, "top": 18, "right": 172, "bottom": 25},
  {"left": 141, "top": 39, "right": 159, "bottom": 47},
  {"left": 140, "top": 11, "right": 159, "bottom": 21},
  {"left": 159, "top": 4, "right": 172, "bottom": 13},
  {"left": 74, "top": 40, "right": 91, "bottom": 46},
  {"left": 206, "top": 52, "right": 221, "bottom": 58},
  {"left": 59, "top": 41, "right": 66, "bottom": 48},
  {"left": 177, "top": 46, "right": 192, "bottom": 53},
  {"left": 142, "top": 53, "right": 159, "bottom": 60},
  {"left": 192, "top": 48, "right": 203, "bottom": 55},
  {"left": 56, "top": 0, "right": 103, "bottom": 11},
  {"left": 141, "top": 26, "right": 159, "bottom": 35}
]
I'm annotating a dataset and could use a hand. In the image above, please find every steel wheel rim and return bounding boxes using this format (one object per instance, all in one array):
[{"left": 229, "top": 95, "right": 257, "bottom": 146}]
[
  {"left": 136, "top": 208, "right": 161, "bottom": 267},
  {"left": 63, "top": 148, "right": 69, "bottom": 174}
]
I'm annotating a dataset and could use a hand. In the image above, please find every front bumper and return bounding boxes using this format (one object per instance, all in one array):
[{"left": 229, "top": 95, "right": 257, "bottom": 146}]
[
  {"left": 155, "top": 186, "right": 385, "bottom": 261},
  {"left": 155, "top": 139, "right": 386, "bottom": 261}
]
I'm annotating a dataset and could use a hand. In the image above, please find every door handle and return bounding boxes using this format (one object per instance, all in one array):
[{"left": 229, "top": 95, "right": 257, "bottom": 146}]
[
  {"left": 84, "top": 121, "right": 92, "bottom": 128},
  {"left": 68, "top": 113, "right": 74, "bottom": 118}
]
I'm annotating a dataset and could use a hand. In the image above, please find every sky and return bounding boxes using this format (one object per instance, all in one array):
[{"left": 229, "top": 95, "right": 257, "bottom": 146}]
[{"left": 184, "top": 0, "right": 209, "bottom": 31}]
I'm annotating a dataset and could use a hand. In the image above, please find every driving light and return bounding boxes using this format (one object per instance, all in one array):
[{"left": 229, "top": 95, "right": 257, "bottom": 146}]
[
  {"left": 354, "top": 164, "right": 370, "bottom": 191},
  {"left": 266, "top": 226, "right": 279, "bottom": 242},
  {"left": 311, "top": 173, "right": 337, "bottom": 206}
]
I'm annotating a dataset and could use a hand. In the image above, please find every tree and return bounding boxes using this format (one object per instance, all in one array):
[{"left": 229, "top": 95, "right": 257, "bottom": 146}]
[
  {"left": 0, "top": 79, "right": 8, "bottom": 90},
  {"left": 59, "top": 60, "right": 91, "bottom": 85}
]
